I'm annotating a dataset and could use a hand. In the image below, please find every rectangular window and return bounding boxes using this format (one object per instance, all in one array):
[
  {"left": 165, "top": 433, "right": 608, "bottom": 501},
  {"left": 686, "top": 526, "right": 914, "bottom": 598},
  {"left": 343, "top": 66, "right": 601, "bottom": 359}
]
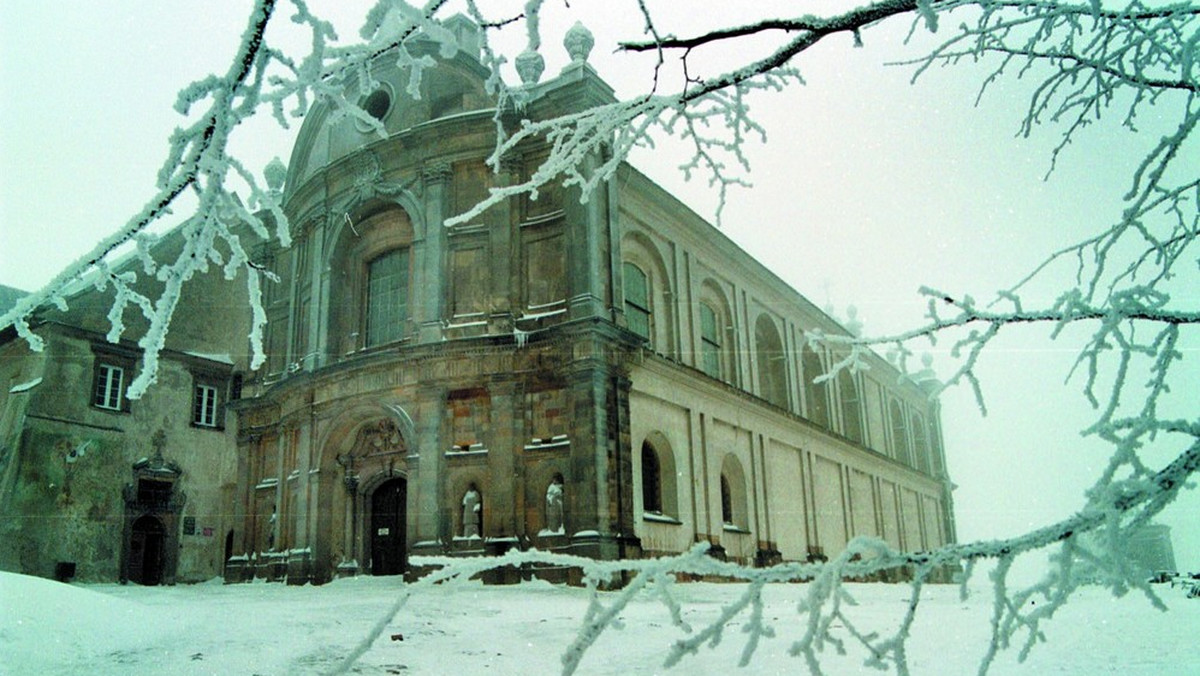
[
  {"left": 137, "top": 478, "right": 172, "bottom": 507},
  {"left": 94, "top": 364, "right": 125, "bottom": 411},
  {"left": 623, "top": 263, "right": 651, "bottom": 342},
  {"left": 366, "top": 248, "right": 410, "bottom": 346},
  {"left": 699, "top": 303, "right": 721, "bottom": 379},
  {"left": 193, "top": 384, "right": 219, "bottom": 427}
]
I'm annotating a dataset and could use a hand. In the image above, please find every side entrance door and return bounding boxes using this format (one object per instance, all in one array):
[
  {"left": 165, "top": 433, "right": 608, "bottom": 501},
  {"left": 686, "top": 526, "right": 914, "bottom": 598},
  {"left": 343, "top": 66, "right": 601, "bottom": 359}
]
[{"left": 128, "top": 515, "right": 165, "bottom": 585}]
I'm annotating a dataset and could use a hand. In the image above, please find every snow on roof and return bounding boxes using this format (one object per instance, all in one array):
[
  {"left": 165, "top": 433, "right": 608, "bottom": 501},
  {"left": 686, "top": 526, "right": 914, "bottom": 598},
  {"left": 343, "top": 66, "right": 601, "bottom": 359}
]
[{"left": 183, "top": 351, "right": 235, "bottom": 365}]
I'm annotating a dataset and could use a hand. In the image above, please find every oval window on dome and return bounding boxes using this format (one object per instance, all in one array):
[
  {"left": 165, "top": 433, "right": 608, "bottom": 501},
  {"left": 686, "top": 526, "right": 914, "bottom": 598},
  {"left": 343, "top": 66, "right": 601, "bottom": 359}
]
[{"left": 362, "top": 88, "right": 391, "bottom": 121}]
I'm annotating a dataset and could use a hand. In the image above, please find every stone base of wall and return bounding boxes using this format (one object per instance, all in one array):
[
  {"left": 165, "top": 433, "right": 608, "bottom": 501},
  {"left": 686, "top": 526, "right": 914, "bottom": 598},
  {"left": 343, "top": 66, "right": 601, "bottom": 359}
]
[
  {"left": 285, "top": 550, "right": 312, "bottom": 585},
  {"left": 223, "top": 556, "right": 253, "bottom": 583},
  {"left": 755, "top": 547, "right": 783, "bottom": 568}
]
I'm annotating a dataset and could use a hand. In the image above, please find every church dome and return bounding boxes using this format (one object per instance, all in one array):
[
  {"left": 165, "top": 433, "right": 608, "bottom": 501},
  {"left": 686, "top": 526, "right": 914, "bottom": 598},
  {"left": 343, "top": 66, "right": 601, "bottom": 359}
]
[{"left": 284, "top": 18, "right": 493, "bottom": 195}]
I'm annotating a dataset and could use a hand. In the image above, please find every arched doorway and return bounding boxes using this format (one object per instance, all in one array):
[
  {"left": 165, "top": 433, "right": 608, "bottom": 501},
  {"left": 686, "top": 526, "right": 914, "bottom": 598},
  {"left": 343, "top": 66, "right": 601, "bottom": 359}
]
[
  {"left": 370, "top": 478, "right": 407, "bottom": 575},
  {"left": 128, "top": 515, "right": 166, "bottom": 585}
]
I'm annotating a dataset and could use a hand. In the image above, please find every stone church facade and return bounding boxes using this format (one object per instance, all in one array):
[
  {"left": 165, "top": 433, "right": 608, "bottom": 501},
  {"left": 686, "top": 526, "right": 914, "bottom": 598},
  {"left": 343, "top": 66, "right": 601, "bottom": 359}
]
[
  {"left": 0, "top": 19, "right": 954, "bottom": 586},
  {"left": 225, "top": 21, "right": 955, "bottom": 584}
]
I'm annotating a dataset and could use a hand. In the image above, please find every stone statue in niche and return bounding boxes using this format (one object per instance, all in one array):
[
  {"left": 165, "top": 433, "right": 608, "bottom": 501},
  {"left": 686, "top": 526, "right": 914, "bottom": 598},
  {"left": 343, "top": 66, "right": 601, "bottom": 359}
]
[
  {"left": 544, "top": 474, "right": 565, "bottom": 535},
  {"left": 461, "top": 483, "right": 481, "bottom": 538},
  {"left": 267, "top": 505, "right": 277, "bottom": 551}
]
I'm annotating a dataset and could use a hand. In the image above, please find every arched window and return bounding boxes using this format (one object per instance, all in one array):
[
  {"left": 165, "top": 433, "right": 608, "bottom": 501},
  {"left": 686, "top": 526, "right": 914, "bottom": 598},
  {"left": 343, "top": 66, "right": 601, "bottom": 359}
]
[
  {"left": 720, "top": 474, "right": 734, "bottom": 525},
  {"left": 910, "top": 413, "right": 929, "bottom": 474},
  {"left": 839, "top": 370, "right": 864, "bottom": 444},
  {"left": 326, "top": 204, "right": 415, "bottom": 355},
  {"left": 366, "top": 248, "right": 410, "bottom": 346},
  {"left": 639, "top": 435, "right": 678, "bottom": 517},
  {"left": 623, "top": 262, "right": 651, "bottom": 343},
  {"left": 720, "top": 454, "right": 749, "bottom": 530},
  {"left": 641, "top": 441, "right": 662, "bottom": 513},
  {"left": 698, "top": 281, "right": 735, "bottom": 384},
  {"left": 802, "top": 345, "right": 829, "bottom": 428},
  {"left": 699, "top": 302, "right": 722, "bottom": 379},
  {"left": 754, "top": 315, "right": 788, "bottom": 409},
  {"left": 929, "top": 415, "right": 946, "bottom": 477},
  {"left": 890, "top": 400, "right": 911, "bottom": 466}
]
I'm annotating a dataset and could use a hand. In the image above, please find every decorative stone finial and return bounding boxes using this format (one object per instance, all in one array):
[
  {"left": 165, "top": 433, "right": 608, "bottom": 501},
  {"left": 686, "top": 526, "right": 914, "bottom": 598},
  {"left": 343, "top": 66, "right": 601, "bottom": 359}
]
[
  {"left": 515, "top": 49, "right": 545, "bottom": 84},
  {"left": 564, "top": 22, "right": 594, "bottom": 63},
  {"left": 264, "top": 157, "right": 287, "bottom": 193}
]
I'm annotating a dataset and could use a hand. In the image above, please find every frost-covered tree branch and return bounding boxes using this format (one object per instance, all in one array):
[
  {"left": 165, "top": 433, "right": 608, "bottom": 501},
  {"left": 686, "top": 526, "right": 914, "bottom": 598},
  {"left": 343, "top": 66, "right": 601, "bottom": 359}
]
[{"left": 1, "top": 0, "right": 1196, "bottom": 673}]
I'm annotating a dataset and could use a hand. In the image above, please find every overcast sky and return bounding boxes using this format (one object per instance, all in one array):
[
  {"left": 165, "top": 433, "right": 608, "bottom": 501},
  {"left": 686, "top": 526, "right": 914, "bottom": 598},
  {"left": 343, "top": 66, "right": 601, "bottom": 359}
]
[{"left": 1, "top": 1, "right": 1196, "bottom": 573}]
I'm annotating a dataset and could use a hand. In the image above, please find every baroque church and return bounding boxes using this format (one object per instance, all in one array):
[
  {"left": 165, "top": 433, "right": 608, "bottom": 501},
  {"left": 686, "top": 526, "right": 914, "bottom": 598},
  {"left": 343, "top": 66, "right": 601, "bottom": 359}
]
[{"left": 0, "top": 18, "right": 955, "bottom": 586}]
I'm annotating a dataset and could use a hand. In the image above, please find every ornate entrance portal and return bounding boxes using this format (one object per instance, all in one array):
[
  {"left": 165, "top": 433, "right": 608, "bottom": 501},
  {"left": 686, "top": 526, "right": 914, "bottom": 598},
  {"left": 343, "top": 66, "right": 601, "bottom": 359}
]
[
  {"left": 370, "top": 478, "right": 407, "bottom": 575},
  {"left": 121, "top": 435, "right": 184, "bottom": 585}
]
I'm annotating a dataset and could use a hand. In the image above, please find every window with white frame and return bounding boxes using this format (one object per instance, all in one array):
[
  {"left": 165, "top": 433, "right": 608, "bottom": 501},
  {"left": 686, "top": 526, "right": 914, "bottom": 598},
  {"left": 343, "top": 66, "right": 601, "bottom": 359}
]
[
  {"left": 94, "top": 363, "right": 125, "bottom": 411},
  {"left": 193, "top": 384, "right": 220, "bottom": 427}
]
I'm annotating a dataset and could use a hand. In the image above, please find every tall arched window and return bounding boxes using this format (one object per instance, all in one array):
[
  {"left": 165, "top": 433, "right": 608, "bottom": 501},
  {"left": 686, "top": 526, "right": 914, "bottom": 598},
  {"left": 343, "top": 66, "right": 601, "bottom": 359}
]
[
  {"left": 802, "top": 345, "right": 829, "bottom": 428},
  {"left": 910, "top": 413, "right": 929, "bottom": 474},
  {"left": 929, "top": 415, "right": 946, "bottom": 477},
  {"left": 720, "top": 454, "right": 749, "bottom": 530},
  {"left": 641, "top": 441, "right": 662, "bottom": 513},
  {"left": 623, "top": 262, "right": 651, "bottom": 343},
  {"left": 639, "top": 435, "right": 678, "bottom": 517},
  {"left": 755, "top": 315, "right": 788, "bottom": 409},
  {"left": 839, "top": 370, "right": 864, "bottom": 444},
  {"left": 326, "top": 203, "right": 415, "bottom": 355},
  {"left": 890, "top": 400, "right": 911, "bottom": 466},
  {"left": 699, "top": 302, "right": 722, "bottom": 379},
  {"left": 720, "top": 474, "right": 734, "bottom": 525},
  {"left": 366, "top": 248, "right": 410, "bottom": 346}
]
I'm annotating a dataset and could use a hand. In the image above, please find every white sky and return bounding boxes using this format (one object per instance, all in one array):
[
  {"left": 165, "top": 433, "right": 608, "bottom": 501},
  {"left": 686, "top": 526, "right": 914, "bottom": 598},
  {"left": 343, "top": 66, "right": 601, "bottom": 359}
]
[{"left": 1, "top": 1, "right": 1196, "bottom": 570}]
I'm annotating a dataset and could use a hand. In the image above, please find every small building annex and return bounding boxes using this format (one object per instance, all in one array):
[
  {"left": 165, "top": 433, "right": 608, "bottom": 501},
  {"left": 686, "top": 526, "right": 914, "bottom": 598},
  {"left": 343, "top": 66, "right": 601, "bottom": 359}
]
[
  {"left": 0, "top": 240, "right": 255, "bottom": 585},
  {"left": 0, "top": 18, "right": 955, "bottom": 586}
]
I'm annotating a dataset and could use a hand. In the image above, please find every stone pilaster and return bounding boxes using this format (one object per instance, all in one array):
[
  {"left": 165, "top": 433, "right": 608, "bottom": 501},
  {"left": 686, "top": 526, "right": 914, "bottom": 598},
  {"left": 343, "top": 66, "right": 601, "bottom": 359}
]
[
  {"left": 419, "top": 163, "right": 451, "bottom": 343},
  {"left": 414, "top": 383, "right": 445, "bottom": 549},
  {"left": 565, "top": 151, "right": 607, "bottom": 320}
]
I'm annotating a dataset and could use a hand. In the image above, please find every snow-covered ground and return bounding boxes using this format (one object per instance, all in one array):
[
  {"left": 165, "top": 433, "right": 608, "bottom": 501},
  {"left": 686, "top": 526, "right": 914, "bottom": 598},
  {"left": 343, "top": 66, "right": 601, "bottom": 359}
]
[{"left": 2, "top": 571, "right": 1197, "bottom": 675}]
